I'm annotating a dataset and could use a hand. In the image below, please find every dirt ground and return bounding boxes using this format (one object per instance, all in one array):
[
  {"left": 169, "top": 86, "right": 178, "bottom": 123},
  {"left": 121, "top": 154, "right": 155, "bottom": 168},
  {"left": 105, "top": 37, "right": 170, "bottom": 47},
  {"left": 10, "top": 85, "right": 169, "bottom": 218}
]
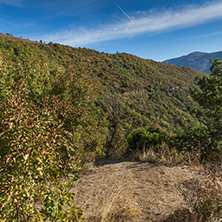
[{"left": 72, "top": 159, "right": 206, "bottom": 221}]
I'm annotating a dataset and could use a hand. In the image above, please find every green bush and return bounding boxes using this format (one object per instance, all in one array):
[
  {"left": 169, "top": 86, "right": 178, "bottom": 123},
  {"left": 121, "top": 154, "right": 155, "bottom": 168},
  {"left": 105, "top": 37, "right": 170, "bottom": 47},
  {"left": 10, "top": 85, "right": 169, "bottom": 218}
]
[
  {"left": 127, "top": 127, "right": 167, "bottom": 152},
  {"left": 171, "top": 123, "right": 221, "bottom": 161}
]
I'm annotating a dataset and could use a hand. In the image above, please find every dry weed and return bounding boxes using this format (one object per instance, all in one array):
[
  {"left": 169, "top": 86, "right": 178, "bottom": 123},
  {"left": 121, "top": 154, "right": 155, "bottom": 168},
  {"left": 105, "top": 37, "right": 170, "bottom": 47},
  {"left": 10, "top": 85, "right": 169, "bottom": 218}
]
[
  {"left": 182, "top": 147, "right": 202, "bottom": 168},
  {"left": 137, "top": 143, "right": 183, "bottom": 166}
]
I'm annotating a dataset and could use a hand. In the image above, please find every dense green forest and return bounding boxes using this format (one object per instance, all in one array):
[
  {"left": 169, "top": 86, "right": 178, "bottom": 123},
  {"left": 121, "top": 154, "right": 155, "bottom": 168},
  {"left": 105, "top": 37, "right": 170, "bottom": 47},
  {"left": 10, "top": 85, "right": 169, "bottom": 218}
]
[
  {"left": 0, "top": 34, "right": 206, "bottom": 133},
  {"left": 1, "top": 33, "right": 221, "bottom": 221}
]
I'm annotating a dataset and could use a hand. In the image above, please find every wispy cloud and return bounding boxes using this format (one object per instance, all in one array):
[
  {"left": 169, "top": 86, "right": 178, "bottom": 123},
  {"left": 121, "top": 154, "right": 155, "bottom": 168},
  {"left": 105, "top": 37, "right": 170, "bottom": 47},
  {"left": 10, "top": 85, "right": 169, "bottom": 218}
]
[
  {"left": 0, "top": 0, "right": 22, "bottom": 7},
  {"left": 188, "top": 31, "right": 222, "bottom": 39},
  {"left": 43, "top": 1, "right": 222, "bottom": 46}
]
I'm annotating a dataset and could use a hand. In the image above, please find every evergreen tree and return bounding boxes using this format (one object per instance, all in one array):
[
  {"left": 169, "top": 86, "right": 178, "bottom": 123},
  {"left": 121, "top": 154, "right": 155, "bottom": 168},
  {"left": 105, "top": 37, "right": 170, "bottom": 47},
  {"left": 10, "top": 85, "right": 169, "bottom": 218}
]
[{"left": 189, "top": 58, "right": 222, "bottom": 159}]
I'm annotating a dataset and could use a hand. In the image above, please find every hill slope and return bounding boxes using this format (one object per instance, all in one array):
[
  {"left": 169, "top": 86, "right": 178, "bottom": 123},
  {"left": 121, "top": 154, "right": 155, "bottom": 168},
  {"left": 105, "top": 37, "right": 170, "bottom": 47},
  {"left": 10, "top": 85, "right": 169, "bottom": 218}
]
[
  {"left": 164, "top": 51, "right": 222, "bottom": 73},
  {"left": 0, "top": 34, "right": 206, "bottom": 133}
]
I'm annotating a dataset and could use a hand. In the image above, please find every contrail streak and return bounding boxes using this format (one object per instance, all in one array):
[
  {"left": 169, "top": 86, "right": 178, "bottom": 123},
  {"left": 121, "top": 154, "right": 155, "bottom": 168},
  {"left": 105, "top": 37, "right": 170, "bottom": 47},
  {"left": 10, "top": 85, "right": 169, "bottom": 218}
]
[{"left": 113, "top": 1, "right": 134, "bottom": 23}]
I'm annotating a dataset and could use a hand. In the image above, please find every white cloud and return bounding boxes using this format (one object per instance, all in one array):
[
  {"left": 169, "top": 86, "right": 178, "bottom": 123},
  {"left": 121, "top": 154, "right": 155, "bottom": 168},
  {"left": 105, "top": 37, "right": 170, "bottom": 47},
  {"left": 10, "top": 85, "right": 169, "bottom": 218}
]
[
  {"left": 0, "top": 0, "right": 22, "bottom": 7},
  {"left": 43, "top": 1, "right": 222, "bottom": 46},
  {"left": 188, "top": 31, "right": 222, "bottom": 39}
]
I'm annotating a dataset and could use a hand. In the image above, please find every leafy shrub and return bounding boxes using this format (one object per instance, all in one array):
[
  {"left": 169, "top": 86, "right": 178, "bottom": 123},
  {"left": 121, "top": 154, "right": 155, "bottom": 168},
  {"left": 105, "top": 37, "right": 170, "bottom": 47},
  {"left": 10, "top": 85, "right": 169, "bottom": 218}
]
[
  {"left": 171, "top": 122, "right": 221, "bottom": 161},
  {"left": 0, "top": 56, "right": 107, "bottom": 221},
  {"left": 127, "top": 127, "right": 167, "bottom": 152},
  {"left": 0, "top": 83, "right": 83, "bottom": 221}
]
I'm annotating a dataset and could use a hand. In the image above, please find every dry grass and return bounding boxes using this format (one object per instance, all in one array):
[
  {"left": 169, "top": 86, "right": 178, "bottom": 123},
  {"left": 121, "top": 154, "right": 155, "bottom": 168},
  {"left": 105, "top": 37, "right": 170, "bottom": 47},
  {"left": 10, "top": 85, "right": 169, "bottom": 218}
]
[
  {"left": 182, "top": 147, "right": 202, "bottom": 168},
  {"left": 70, "top": 145, "right": 211, "bottom": 221},
  {"left": 135, "top": 143, "right": 183, "bottom": 166},
  {"left": 71, "top": 157, "right": 206, "bottom": 221},
  {"left": 72, "top": 168, "right": 142, "bottom": 221},
  {"left": 132, "top": 144, "right": 205, "bottom": 172},
  {"left": 99, "top": 188, "right": 142, "bottom": 222}
]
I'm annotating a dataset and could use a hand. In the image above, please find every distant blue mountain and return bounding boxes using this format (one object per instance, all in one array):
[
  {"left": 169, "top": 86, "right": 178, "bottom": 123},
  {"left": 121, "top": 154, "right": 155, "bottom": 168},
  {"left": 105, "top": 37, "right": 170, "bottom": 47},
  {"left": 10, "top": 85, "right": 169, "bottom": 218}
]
[{"left": 164, "top": 51, "right": 222, "bottom": 73}]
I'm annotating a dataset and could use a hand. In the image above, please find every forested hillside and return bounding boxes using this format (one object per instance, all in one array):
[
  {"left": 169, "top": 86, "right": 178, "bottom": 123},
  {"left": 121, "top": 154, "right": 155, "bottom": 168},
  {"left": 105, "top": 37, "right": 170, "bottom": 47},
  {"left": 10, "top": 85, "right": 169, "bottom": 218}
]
[{"left": 0, "top": 34, "right": 206, "bottom": 133}]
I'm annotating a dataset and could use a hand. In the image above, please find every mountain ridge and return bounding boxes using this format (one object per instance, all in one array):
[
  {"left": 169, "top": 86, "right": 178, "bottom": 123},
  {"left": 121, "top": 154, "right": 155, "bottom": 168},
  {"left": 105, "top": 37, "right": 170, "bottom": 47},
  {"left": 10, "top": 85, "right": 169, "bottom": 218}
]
[{"left": 164, "top": 50, "right": 222, "bottom": 73}]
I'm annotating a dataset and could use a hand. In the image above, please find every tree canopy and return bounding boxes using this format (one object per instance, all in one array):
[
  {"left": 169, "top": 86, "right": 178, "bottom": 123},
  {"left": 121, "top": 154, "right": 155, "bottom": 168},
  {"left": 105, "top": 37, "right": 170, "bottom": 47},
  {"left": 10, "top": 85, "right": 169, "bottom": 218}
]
[{"left": 189, "top": 59, "right": 222, "bottom": 159}]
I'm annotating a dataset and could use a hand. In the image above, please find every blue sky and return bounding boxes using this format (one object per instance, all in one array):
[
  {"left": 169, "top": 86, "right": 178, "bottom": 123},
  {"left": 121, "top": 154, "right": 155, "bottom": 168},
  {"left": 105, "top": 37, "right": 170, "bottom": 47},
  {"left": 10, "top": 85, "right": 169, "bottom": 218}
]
[{"left": 1, "top": 0, "right": 222, "bottom": 61}]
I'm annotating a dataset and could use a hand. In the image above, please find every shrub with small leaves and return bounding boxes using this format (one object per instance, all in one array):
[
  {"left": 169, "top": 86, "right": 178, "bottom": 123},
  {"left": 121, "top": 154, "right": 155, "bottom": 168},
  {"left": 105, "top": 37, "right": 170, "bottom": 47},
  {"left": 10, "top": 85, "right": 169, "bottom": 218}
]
[{"left": 0, "top": 83, "right": 83, "bottom": 221}]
